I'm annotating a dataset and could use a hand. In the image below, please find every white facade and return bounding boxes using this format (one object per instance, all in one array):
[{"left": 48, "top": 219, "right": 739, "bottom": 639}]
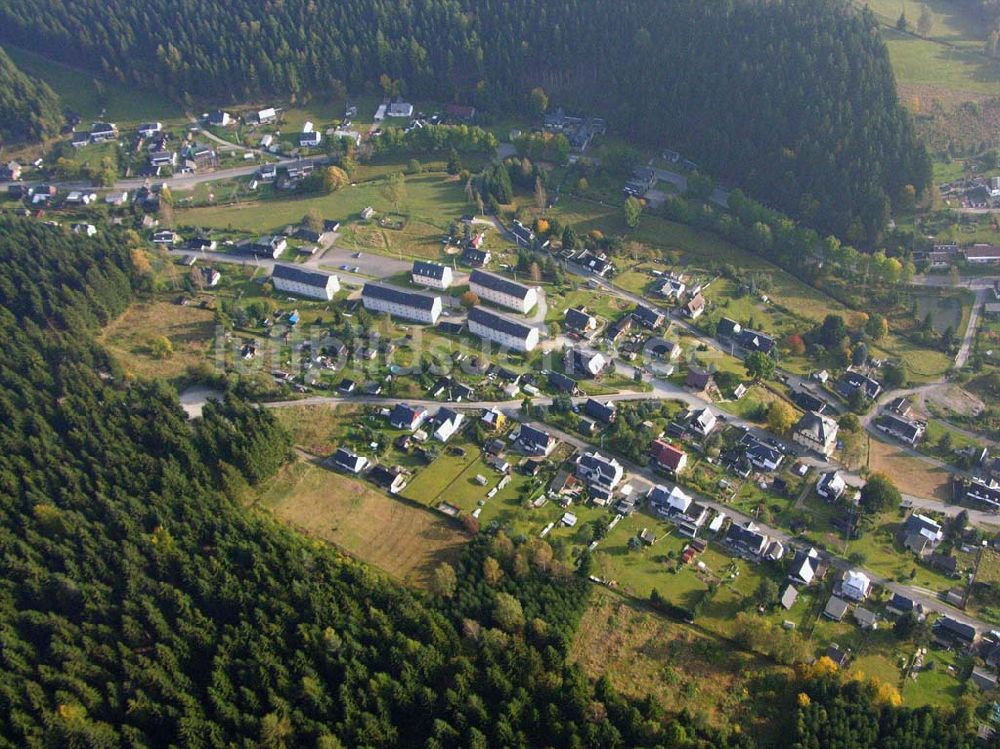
[
  {"left": 467, "top": 307, "right": 539, "bottom": 352},
  {"left": 412, "top": 263, "right": 453, "bottom": 289},
  {"left": 470, "top": 272, "right": 538, "bottom": 314},
  {"left": 271, "top": 270, "right": 340, "bottom": 301},
  {"left": 362, "top": 285, "right": 442, "bottom": 324}
]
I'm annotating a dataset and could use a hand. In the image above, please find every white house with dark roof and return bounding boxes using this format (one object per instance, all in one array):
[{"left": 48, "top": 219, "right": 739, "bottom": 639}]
[
  {"left": 516, "top": 425, "right": 556, "bottom": 456},
  {"left": 412, "top": 260, "right": 453, "bottom": 289},
  {"left": 817, "top": 471, "right": 846, "bottom": 500},
  {"left": 333, "top": 447, "right": 368, "bottom": 474},
  {"left": 469, "top": 270, "right": 538, "bottom": 313},
  {"left": 433, "top": 408, "right": 464, "bottom": 443},
  {"left": 575, "top": 451, "right": 624, "bottom": 491},
  {"left": 841, "top": 570, "right": 871, "bottom": 601},
  {"left": 362, "top": 283, "right": 442, "bottom": 324},
  {"left": 565, "top": 307, "right": 598, "bottom": 335},
  {"left": 793, "top": 411, "right": 838, "bottom": 458},
  {"left": 876, "top": 413, "right": 925, "bottom": 445},
  {"left": 467, "top": 306, "right": 539, "bottom": 351},
  {"left": 387, "top": 101, "right": 414, "bottom": 118},
  {"left": 789, "top": 548, "right": 820, "bottom": 586},
  {"left": 271, "top": 264, "right": 340, "bottom": 301}
]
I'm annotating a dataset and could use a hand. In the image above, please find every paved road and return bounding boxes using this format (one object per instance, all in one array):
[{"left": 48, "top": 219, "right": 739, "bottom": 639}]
[
  {"left": 956, "top": 287, "right": 986, "bottom": 369},
  {"left": 649, "top": 165, "right": 730, "bottom": 207}
]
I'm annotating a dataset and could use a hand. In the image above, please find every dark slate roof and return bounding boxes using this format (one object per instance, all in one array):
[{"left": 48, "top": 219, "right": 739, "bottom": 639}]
[
  {"left": 333, "top": 448, "right": 364, "bottom": 471},
  {"left": 565, "top": 307, "right": 595, "bottom": 332},
  {"left": 369, "top": 464, "right": 403, "bottom": 488},
  {"left": 511, "top": 221, "right": 534, "bottom": 244},
  {"left": 793, "top": 390, "right": 826, "bottom": 413},
  {"left": 717, "top": 317, "right": 741, "bottom": 338},
  {"left": 272, "top": 264, "right": 335, "bottom": 288},
  {"left": 295, "top": 228, "right": 323, "bottom": 242},
  {"left": 935, "top": 616, "right": 977, "bottom": 642},
  {"left": 412, "top": 260, "right": 448, "bottom": 280},
  {"left": 462, "top": 247, "right": 489, "bottom": 265},
  {"left": 578, "top": 452, "right": 620, "bottom": 482},
  {"left": 470, "top": 270, "right": 532, "bottom": 300},
  {"left": 548, "top": 371, "right": 577, "bottom": 392},
  {"left": 389, "top": 403, "right": 424, "bottom": 427},
  {"left": 518, "top": 425, "right": 551, "bottom": 449},
  {"left": 888, "top": 593, "right": 919, "bottom": 613},
  {"left": 837, "top": 371, "right": 882, "bottom": 400},
  {"left": 363, "top": 282, "right": 439, "bottom": 311},
  {"left": 632, "top": 304, "right": 665, "bottom": 328},
  {"left": 746, "top": 441, "right": 782, "bottom": 468},
  {"left": 879, "top": 413, "right": 923, "bottom": 442},
  {"left": 468, "top": 306, "right": 533, "bottom": 339},
  {"left": 584, "top": 398, "right": 616, "bottom": 424},
  {"left": 726, "top": 522, "right": 767, "bottom": 554},
  {"left": 736, "top": 329, "right": 775, "bottom": 354}
]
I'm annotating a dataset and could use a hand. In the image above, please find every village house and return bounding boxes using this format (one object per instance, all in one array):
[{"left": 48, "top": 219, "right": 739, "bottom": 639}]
[
  {"left": 387, "top": 100, "right": 414, "bottom": 118},
  {"left": 515, "top": 425, "right": 556, "bottom": 457},
  {"left": 686, "top": 407, "right": 718, "bottom": 437},
  {"left": 469, "top": 270, "right": 537, "bottom": 314},
  {"left": 208, "top": 111, "right": 231, "bottom": 127},
  {"left": 547, "top": 370, "right": 578, "bottom": 394},
  {"left": 333, "top": 447, "right": 369, "bottom": 474},
  {"left": 886, "top": 593, "right": 923, "bottom": 619},
  {"left": 854, "top": 607, "right": 879, "bottom": 631},
  {"left": 462, "top": 246, "right": 491, "bottom": 267},
  {"left": 467, "top": 306, "right": 539, "bottom": 351},
  {"left": 836, "top": 371, "right": 882, "bottom": 401},
  {"left": 389, "top": 403, "right": 429, "bottom": 432},
  {"left": 823, "top": 596, "right": 850, "bottom": 622},
  {"left": 481, "top": 408, "right": 506, "bottom": 431},
  {"left": 716, "top": 317, "right": 741, "bottom": 339},
  {"left": 200, "top": 267, "right": 221, "bottom": 288},
  {"left": 685, "top": 368, "right": 716, "bottom": 395},
  {"left": 511, "top": 219, "right": 548, "bottom": 248},
  {"left": 726, "top": 521, "right": 770, "bottom": 558},
  {"left": 432, "top": 408, "right": 465, "bottom": 443},
  {"left": 781, "top": 585, "right": 798, "bottom": 610},
  {"left": 788, "top": 547, "right": 820, "bottom": 586},
  {"left": 411, "top": 260, "right": 453, "bottom": 289},
  {"left": 650, "top": 439, "right": 688, "bottom": 474},
  {"left": 64, "top": 191, "right": 97, "bottom": 205},
  {"left": 840, "top": 570, "right": 871, "bottom": 601},
  {"left": 632, "top": 304, "right": 665, "bottom": 330},
  {"left": 152, "top": 229, "right": 179, "bottom": 245},
  {"left": 793, "top": 411, "right": 839, "bottom": 458},
  {"left": 660, "top": 277, "right": 687, "bottom": 300},
  {"left": 876, "top": 412, "right": 925, "bottom": 445},
  {"left": 255, "top": 107, "right": 278, "bottom": 124},
  {"left": 902, "top": 513, "right": 944, "bottom": 557},
  {"left": 89, "top": 122, "right": 119, "bottom": 142},
  {"left": 684, "top": 294, "right": 706, "bottom": 319},
  {"left": 564, "top": 307, "right": 598, "bottom": 336},
  {"left": 137, "top": 122, "right": 162, "bottom": 138},
  {"left": 271, "top": 265, "right": 340, "bottom": 301},
  {"left": 736, "top": 329, "right": 776, "bottom": 355},
  {"left": 963, "top": 244, "right": 1000, "bottom": 264},
  {"left": 575, "top": 451, "right": 624, "bottom": 491},
  {"left": 0, "top": 161, "right": 22, "bottom": 181},
  {"left": 566, "top": 348, "right": 606, "bottom": 378},
  {"left": 933, "top": 616, "right": 979, "bottom": 650},
  {"left": 362, "top": 283, "right": 443, "bottom": 324},
  {"left": 72, "top": 223, "right": 97, "bottom": 237},
  {"left": 743, "top": 437, "right": 782, "bottom": 472},
  {"left": 817, "top": 470, "right": 846, "bottom": 500},
  {"left": 369, "top": 464, "right": 407, "bottom": 494},
  {"left": 583, "top": 398, "right": 617, "bottom": 425}
]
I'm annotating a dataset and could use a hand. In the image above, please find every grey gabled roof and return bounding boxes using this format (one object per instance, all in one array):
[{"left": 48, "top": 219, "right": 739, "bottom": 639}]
[
  {"left": 518, "top": 425, "right": 551, "bottom": 448},
  {"left": 468, "top": 306, "right": 533, "bottom": 339},
  {"left": 632, "top": 304, "right": 664, "bottom": 327},
  {"left": 272, "top": 264, "right": 335, "bottom": 288},
  {"left": 584, "top": 398, "right": 616, "bottom": 423},
  {"left": 412, "top": 260, "right": 447, "bottom": 280},
  {"left": 470, "top": 270, "right": 532, "bottom": 300},
  {"left": 363, "top": 282, "right": 439, "bottom": 311}
]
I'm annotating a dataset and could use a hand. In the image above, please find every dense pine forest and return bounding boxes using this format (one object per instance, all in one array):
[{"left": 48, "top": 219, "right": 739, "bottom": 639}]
[
  {"left": 0, "top": 0, "right": 927, "bottom": 244},
  {"left": 0, "top": 46, "right": 62, "bottom": 143}
]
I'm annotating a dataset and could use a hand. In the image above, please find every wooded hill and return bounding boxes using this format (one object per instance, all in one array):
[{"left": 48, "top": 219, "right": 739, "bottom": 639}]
[
  {"left": 0, "top": 0, "right": 928, "bottom": 244},
  {"left": 0, "top": 46, "right": 62, "bottom": 144}
]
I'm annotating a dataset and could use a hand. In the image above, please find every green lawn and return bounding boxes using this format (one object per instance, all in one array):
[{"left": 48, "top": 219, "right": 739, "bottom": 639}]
[
  {"left": 180, "top": 173, "right": 474, "bottom": 260},
  {"left": 2, "top": 44, "right": 182, "bottom": 123}
]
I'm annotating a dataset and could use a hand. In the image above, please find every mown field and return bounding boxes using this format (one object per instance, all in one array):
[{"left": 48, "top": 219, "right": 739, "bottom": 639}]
[
  {"left": 256, "top": 460, "right": 468, "bottom": 587},
  {"left": 179, "top": 173, "right": 473, "bottom": 259}
]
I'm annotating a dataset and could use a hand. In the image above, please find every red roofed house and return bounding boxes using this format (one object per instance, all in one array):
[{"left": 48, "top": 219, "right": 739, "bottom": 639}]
[{"left": 650, "top": 439, "right": 688, "bottom": 474}]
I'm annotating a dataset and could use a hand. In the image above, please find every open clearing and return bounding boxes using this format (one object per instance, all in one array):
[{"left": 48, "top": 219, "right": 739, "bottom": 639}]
[
  {"left": 180, "top": 174, "right": 472, "bottom": 259},
  {"left": 98, "top": 300, "right": 216, "bottom": 382},
  {"left": 570, "top": 592, "right": 789, "bottom": 740},
  {"left": 258, "top": 460, "right": 467, "bottom": 587},
  {"left": 868, "top": 437, "right": 951, "bottom": 500},
  {"left": 272, "top": 404, "right": 360, "bottom": 456}
]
